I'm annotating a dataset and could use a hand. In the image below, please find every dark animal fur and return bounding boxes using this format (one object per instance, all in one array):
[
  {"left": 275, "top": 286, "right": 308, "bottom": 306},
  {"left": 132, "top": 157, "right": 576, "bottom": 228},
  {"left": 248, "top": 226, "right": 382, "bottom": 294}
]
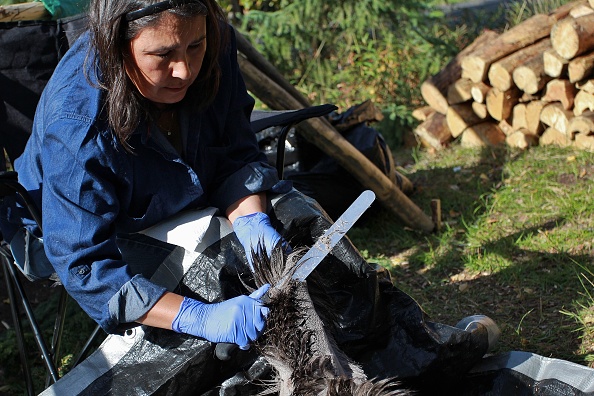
[{"left": 248, "top": 245, "right": 412, "bottom": 396}]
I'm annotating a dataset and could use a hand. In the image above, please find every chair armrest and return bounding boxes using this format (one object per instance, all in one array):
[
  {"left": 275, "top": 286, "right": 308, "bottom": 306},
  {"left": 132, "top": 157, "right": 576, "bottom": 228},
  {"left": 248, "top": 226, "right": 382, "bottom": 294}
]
[{"left": 250, "top": 104, "right": 337, "bottom": 133}]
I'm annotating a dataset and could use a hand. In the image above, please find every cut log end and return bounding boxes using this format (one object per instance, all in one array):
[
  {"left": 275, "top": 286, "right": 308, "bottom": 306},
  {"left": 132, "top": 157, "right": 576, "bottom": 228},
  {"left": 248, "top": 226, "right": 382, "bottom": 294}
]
[{"left": 551, "top": 19, "right": 581, "bottom": 60}]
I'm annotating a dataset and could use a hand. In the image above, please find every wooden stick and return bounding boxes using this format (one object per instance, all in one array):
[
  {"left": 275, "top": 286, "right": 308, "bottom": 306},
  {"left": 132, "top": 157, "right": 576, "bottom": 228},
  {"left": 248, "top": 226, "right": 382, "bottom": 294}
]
[
  {"left": 431, "top": 199, "right": 442, "bottom": 232},
  {"left": 235, "top": 31, "right": 311, "bottom": 108}
]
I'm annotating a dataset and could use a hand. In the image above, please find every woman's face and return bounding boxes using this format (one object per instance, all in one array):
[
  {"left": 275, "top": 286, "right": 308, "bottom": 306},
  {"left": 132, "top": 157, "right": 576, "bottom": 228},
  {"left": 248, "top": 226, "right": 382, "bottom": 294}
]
[{"left": 125, "top": 13, "right": 207, "bottom": 106}]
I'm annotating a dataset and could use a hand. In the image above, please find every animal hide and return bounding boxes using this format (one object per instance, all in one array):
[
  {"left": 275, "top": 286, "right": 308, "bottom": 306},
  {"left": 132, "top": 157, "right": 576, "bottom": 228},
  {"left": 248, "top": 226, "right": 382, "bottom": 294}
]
[{"left": 250, "top": 246, "right": 412, "bottom": 396}]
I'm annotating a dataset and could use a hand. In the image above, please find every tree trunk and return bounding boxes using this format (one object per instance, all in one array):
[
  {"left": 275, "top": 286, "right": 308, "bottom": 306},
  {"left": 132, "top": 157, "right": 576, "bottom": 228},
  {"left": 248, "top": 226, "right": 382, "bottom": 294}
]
[
  {"left": 488, "top": 39, "right": 551, "bottom": 91},
  {"left": 446, "top": 103, "right": 484, "bottom": 137},
  {"left": 576, "top": 79, "right": 594, "bottom": 94},
  {"left": 540, "top": 126, "right": 572, "bottom": 146},
  {"left": 568, "top": 51, "right": 594, "bottom": 82},
  {"left": 0, "top": 1, "right": 49, "bottom": 22},
  {"left": 461, "top": 14, "right": 560, "bottom": 83},
  {"left": 574, "top": 89, "right": 594, "bottom": 115},
  {"left": 569, "top": 3, "right": 594, "bottom": 17},
  {"left": 412, "top": 106, "right": 435, "bottom": 122},
  {"left": 472, "top": 101, "right": 489, "bottom": 119},
  {"left": 575, "top": 132, "right": 594, "bottom": 149},
  {"left": 447, "top": 78, "right": 474, "bottom": 105},
  {"left": 460, "top": 122, "right": 506, "bottom": 147},
  {"left": 486, "top": 86, "right": 522, "bottom": 121},
  {"left": 512, "top": 103, "right": 528, "bottom": 131},
  {"left": 512, "top": 52, "right": 552, "bottom": 94},
  {"left": 506, "top": 129, "right": 540, "bottom": 148},
  {"left": 526, "top": 100, "right": 548, "bottom": 135},
  {"left": 414, "top": 112, "right": 452, "bottom": 150},
  {"left": 541, "top": 79, "right": 576, "bottom": 109},
  {"left": 551, "top": 13, "right": 594, "bottom": 60},
  {"left": 543, "top": 48, "right": 569, "bottom": 77},
  {"left": 471, "top": 81, "right": 491, "bottom": 103},
  {"left": 420, "top": 30, "right": 498, "bottom": 114},
  {"left": 568, "top": 110, "right": 594, "bottom": 135},
  {"left": 498, "top": 118, "right": 514, "bottom": 136},
  {"left": 539, "top": 102, "right": 574, "bottom": 134}
]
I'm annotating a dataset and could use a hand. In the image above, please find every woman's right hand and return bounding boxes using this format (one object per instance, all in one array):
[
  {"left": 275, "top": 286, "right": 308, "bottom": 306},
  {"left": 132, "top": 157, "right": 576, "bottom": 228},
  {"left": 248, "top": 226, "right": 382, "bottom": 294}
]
[{"left": 171, "top": 284, "right": 270, "bottom": 349}]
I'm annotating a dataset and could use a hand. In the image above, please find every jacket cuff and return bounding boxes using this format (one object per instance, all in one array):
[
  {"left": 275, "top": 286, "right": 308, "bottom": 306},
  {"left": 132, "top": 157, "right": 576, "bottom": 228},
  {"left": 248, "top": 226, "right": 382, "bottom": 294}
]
[
  {"left": 105, "top": 274, "right": 167, "bottom": 333},
  {"left": 211, "top": 162, "right": 287, "bottom": 211}
]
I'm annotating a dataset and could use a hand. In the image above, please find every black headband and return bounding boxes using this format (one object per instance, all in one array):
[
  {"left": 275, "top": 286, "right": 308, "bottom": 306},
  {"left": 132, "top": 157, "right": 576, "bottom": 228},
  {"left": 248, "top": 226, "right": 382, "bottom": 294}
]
[{"left": 125, "top": 0, "right": 205, "bottom": 22}]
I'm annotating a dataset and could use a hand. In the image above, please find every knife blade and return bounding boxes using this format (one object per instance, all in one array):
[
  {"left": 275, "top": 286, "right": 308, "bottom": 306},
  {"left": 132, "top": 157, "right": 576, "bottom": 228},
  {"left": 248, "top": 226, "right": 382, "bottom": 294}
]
[{"left": 215, "top": 189, "right": 376, "bottom": 360}]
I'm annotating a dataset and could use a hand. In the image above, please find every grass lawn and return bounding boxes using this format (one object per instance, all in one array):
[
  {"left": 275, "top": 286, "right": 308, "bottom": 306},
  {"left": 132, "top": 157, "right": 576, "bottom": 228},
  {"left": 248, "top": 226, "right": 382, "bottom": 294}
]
[{"left": 349, "top": 143, "right": 594, "bottom": 366}]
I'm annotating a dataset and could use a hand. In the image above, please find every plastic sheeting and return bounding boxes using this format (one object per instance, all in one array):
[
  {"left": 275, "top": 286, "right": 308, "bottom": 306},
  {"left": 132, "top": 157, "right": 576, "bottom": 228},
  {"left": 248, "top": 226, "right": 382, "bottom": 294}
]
[
  {"left": 463, "top": 352, "right": 594, "bottom": 395},
  {"left": 40, "top": 190, "right": 501, "bottom": 395}
]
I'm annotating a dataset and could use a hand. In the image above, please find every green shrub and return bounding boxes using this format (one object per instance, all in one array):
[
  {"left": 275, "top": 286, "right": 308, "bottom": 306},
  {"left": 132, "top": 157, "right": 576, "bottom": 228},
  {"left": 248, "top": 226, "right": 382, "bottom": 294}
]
[{"left": 223, "top": 0, "right": 470, "bottom": 144}]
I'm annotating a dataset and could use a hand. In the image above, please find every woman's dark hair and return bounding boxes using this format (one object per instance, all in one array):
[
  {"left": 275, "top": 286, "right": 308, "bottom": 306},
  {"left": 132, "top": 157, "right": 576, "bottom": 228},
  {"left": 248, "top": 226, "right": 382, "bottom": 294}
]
[{"left": 86, "top": 0, "right": 228, "bottom": 149}]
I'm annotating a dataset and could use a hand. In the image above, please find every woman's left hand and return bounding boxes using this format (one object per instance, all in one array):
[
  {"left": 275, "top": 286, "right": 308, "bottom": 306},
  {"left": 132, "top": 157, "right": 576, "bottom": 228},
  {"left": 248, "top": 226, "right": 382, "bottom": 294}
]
[{"left": 233, "top": 212, "right": 289, "bottom": 271}]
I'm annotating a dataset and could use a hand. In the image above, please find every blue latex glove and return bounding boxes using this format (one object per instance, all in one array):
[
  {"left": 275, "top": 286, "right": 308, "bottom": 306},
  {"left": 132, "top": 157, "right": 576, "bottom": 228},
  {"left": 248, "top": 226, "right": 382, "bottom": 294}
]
[
  {"left": 233, "top": 212, "right": 289, "bottom": 270},
  {"left": 171, "top": 284, "right": 270, "bottom": 349}
]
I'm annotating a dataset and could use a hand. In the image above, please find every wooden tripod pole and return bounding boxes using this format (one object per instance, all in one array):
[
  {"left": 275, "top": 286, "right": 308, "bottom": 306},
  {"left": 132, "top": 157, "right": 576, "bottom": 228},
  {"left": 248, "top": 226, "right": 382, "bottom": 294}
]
[{"left": 238, "top": 54, "right": 436, "bottom": 232}]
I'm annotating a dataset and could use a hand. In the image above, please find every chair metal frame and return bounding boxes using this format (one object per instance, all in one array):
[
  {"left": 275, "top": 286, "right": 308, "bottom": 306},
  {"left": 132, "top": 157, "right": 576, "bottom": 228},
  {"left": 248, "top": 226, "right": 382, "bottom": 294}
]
[{"left": 0, "top": 171, "right": 101, "bottom": 394}]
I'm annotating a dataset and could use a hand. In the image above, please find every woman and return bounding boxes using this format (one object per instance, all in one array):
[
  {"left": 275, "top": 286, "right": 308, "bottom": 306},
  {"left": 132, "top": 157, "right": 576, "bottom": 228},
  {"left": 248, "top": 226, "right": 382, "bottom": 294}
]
[{"left": 5, "top": 0, "right": 290, "bottom": 349}]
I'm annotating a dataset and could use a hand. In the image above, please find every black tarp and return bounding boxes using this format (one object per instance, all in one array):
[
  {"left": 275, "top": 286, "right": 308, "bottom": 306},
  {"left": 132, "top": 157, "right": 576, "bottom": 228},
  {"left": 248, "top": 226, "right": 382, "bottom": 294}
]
[{"left": 40, "top": 191, "right": 491, "bottom": 395}]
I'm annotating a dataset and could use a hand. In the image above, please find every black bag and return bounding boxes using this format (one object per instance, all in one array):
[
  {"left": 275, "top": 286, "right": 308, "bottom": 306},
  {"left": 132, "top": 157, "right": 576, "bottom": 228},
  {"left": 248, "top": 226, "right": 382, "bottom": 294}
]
[
  {"left": 0, "top": 14, "right": 87, "bottom": 170},
  {"left": 258, "top": 101, "right": 397, "bottom": 221}
]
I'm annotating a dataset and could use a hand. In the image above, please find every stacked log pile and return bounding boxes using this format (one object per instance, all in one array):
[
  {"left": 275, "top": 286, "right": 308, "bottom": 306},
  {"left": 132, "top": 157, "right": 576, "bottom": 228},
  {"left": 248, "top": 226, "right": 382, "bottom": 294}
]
[{"left": 414, "top": 0, "right": 594, "bottom": 152}]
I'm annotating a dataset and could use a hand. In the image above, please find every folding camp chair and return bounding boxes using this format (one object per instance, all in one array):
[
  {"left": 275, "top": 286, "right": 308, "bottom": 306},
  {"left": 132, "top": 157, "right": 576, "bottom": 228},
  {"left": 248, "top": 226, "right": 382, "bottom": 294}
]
[
  {"left": 0, "top": 105, "right": 336, "bottom": 395},
  {"left": 0, "top": 8, "right": 337, "bottom": 394}
]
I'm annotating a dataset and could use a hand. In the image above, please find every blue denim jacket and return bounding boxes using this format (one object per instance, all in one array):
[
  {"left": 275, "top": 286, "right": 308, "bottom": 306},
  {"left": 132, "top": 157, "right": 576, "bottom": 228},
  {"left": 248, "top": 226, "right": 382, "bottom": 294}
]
[{"left": 7, "top": 27, "right": 285, "bottom": 333}]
